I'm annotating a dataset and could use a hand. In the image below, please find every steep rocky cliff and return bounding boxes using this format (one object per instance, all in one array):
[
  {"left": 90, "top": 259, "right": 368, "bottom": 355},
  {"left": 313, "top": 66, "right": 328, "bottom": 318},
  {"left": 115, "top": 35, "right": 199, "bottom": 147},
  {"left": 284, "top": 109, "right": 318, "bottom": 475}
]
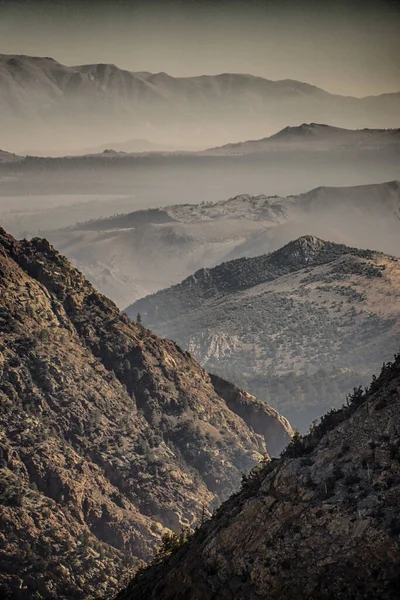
[
  {"left": 209, "top": 375, "right": 291, "bottom": 458},
  {"left": 117, "top": 353, "right": 400, "bottom": 600},
  {"left": 0, "top": 228, "right": 291, "bottom": 599}
]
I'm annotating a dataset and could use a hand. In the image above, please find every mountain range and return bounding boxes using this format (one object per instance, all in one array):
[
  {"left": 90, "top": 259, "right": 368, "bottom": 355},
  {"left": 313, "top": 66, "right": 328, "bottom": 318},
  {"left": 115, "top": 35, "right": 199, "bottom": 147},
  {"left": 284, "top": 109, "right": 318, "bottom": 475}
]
[
  {"left": 33, "top": 180, "right": 400, "bottom": 308},
  {"left": 1, "top": 44, "right": 400, "bottom": 600},
  {"left": 128, "top": 236, "right": 400, "bottom": 431},
  {"left": 1, "top": 122, "right": 399, "bottom": 227},
  {"left": 0, "top": 227, "right": 291, "bottom": 599},
  {"left": 1, "top": 54, "right": 400, "bottom": 152}
]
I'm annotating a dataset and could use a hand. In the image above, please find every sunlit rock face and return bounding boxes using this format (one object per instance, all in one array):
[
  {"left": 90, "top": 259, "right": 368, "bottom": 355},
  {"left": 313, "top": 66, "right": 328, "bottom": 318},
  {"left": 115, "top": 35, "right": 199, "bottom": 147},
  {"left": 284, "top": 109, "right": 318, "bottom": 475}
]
[{"left": 0, "top": 228, "right": 291, "bottom": 599}]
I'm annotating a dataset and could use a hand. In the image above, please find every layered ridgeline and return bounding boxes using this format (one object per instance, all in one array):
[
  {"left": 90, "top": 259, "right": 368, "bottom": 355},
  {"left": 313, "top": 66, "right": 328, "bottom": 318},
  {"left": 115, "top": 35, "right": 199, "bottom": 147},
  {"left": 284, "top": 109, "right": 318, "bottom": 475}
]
[
  {"left": 35, "top": 180, "right": 400, "bottom": 308},
  {"left": 0, "top": 229, "right": 291, "bottom": 599},
  {"left": 204, "top": 122, "right": 400, "bottom": 155},
  {"left": 128, "top": 237, "right": 400, "bottom": 431},
  {"left": 2, "top": 54, "right": 400, "bottom": 152},
  {"left": 1, "top": 123, "right": 399, "bottom": 209},
  {"left": 118, "top": 353, "right": 400, "bottom": 600}
]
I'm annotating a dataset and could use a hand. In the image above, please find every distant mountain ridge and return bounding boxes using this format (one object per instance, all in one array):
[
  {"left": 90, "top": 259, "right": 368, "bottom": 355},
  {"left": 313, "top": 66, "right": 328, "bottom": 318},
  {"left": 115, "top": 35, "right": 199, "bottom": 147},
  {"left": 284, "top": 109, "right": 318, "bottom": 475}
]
[
  {"left": 1, "top": 115, "right": 399, "bottom": 212},
  {"left": 4, "top": 122, "right": 400, "bottom": 159},
  {"left": 271, "top": 122, "right": 400, "bottom": 141},
  {"left": 127, "top": 235, "right": 384, "bottom": 320},
  {"left": 127, "top": 236, "right": 400, "bottom": 430},
  {"left": 20, "top": 138, "right": 178, "bottom": 158},
  {"left": 0, "top": 149, "right": 23, "bottom": 163},
  {"left": 34, "top": 181, "right": 400, "bottom": 308},
  {"left": 204, "top": 122, "right": 400, "bottom": 155},
  {"left": 2, "top": 54, "right": 400, "bottom": 151}
]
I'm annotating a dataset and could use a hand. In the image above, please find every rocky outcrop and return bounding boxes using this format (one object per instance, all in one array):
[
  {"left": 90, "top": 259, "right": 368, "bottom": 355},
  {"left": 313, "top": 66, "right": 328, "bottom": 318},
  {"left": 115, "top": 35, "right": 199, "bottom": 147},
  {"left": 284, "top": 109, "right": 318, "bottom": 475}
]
[
  {"left": 117, "top": 353, "right": 400, "bottom": 600},
  {"left": 210, "top": 374, "right": 292, "bottom": 457},
  {"left": 0, "top": 228, "right": 292, "bottom": 599}
]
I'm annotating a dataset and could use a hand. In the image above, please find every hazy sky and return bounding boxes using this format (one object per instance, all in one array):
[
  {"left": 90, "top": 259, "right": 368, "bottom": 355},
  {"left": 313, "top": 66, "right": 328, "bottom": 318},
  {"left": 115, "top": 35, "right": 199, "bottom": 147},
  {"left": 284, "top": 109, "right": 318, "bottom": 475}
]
[{"left": 0, "top": 0, "right": 399, "bottom": 97}]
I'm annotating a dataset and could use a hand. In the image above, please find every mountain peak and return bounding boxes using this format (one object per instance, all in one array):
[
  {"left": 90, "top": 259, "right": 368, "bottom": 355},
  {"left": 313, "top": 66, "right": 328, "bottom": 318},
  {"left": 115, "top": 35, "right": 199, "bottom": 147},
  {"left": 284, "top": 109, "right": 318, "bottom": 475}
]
[
  {"left": 272, "top": 234, "right": 330, "bottom": 263},
  {"left": 281, "top": 233, "right": 326, "bottom": 248},
  {"left": 270, "top": 122, "right": 346, "bottom": 140},
  {"left": 127, "top": 235, "right": 381, "bottom": 329},
  {"left": 2, "top": 53, "right": 400, "bottom": 154}
]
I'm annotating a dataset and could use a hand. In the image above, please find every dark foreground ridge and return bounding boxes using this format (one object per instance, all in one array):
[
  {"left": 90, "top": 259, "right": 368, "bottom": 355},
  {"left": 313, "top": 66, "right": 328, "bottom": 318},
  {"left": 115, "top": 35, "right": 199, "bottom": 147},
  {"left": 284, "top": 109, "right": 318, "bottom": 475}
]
[
  {"left": 118, "top": 353, "right": 400, "bottom": 600},
  {"left": 0, "top": 228, "right": 291, "bottom": 599}
]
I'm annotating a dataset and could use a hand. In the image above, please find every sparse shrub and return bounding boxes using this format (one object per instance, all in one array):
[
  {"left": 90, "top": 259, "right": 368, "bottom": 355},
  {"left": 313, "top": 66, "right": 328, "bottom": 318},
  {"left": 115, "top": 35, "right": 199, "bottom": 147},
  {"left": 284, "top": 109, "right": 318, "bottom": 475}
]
[
  {"left": 120, "top": 312, "right": 130, "bottom": 324},
  {"left": 154, "top": 527, "right": 192, "bottom": 562},
  {"left": 283, "top": 430, "right": 305, "bottom": 458},
  {"left": 240, "top": 461, "right": 266, "bottom": 490},
  {"left": 344, "top": 473, "right": 361, "bottom": 486},
  {"left": 305, "top": 474, "right": 317, "bottom": 489},
  {"left": 339, "top": 442, "right": 351, "bottom": 457},
  {"left": 136, "top": 312, "right": 146, "bottom": 335},
  {"left": 12, "top": 491, "right": 25, "bottom": 507},
  {"left": 131, "top": 367, "right": 142, "bottom": 382},
  {"left": 332, "top": 464, "right": 344, "bottom": 480},
  {"left": 119, "top": 358, "right": 131, "bottom": 373},
  {"left": 346, "top": 385, "right": 364, "bottom": 407},
  {"left": 37, "top": 328, "right": 50, "bottom": 342}
]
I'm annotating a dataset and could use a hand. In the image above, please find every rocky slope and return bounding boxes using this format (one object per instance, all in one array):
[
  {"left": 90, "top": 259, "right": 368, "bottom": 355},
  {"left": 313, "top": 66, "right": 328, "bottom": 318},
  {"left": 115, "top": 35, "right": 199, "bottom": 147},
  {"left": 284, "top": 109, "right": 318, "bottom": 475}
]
[
  {"left": 2, "top": 54, "right": 400, "bottom": 153},
  {"left": 128, "top": 236, "right": 400, "bottom": 430},
  {"left": 117, "top": 352, "right": 400, "bottom": 600},
  {"left": 27, "top": 181, "right": 399, "bottom": 308},
  {"left": 0, "top": 228, "right": 291, "bottom": 599}
]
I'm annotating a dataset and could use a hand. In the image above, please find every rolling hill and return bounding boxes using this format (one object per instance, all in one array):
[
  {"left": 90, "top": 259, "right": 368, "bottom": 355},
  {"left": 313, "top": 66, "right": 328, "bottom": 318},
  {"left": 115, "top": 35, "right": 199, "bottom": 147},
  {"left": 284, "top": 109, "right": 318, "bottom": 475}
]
[
  {"left": 127, "top": 236, "right": 400, "bottom": 430},
  {"left": 32, "top": 181, "right": 400, "bottom": 308},
  {"left": 204, "top": 122, "right": 400, "bottom": 155}
]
